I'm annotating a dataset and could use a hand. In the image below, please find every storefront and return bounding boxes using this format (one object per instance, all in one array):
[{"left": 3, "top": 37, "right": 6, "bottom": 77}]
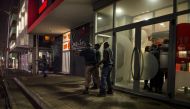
[
  {"left": 8, "top": 53, "right": 18, "bottom": 69},
  {"left": 34, "top": 27, "right": 91, "bottom": 75},
  {"left": 33, "top": 35, "right": 63, "bottom": 73},
  {"left": 70, "top": 23, "right": 92, "bottom": 76},
  {"left": 94, "top": 0, "right": 190, "bottom": 107},
  {"left": 28, "top": 0, "right": 93, "bottom": 74},
  {"left": 13, "top": 0, "right": 32, "bottom": 72},
  {"left": 20, "top": 53, "right": 29, "bottom": 71},
  {"left": 62, "top": 32, "right": 71, "bottom": 74}
]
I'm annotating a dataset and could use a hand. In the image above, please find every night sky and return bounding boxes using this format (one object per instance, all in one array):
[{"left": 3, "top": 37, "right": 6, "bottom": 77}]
[{"left": 0, "top": 0, "right": 18, "bottom": 54}]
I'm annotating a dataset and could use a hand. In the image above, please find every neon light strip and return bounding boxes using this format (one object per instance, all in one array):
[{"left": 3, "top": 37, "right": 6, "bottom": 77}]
[
  {"left": 28, "top": 0, "right": 64, "bottom": 33},
  {"left": 39, "top": 0, "right": 48, "bottom": 14}
]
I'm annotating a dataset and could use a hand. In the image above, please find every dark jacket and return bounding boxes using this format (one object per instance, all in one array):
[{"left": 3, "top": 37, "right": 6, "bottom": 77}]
[
  {"left": 40, "top": 58, "right": 48, "bottom": 70},
  {"left": 103, "top": 47, "right": 113, "bottom": 66},
  {"left": 80, "top": 47, "right": 97, "bottom": 66},
  {"left": 96, "top": 50, "right": 101, "bottom": 64}
]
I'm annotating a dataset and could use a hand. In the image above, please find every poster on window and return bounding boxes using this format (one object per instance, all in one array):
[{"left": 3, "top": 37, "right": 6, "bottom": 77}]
[{"left": 71, "top": 23, "right": 90, "bottom": 51}]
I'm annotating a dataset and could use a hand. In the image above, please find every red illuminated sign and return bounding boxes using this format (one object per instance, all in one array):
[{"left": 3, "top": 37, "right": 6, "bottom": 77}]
[
  {"left": 63, "top": 32, "right": 71, "bottom": 51},
  {"left": 39, "top": 0, "right": 48, "bottom": 14}
]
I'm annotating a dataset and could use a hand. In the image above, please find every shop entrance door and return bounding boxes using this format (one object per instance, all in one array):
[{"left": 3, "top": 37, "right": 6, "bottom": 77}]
[
  {"left": 138, "top": 21, "right": 171, "bottom": 96},
  {"left": 114, "top": 18, "right": 174, "bottom": 97},
  {"left": 115, "top": 28, "right": 138, "bottom": 91}
]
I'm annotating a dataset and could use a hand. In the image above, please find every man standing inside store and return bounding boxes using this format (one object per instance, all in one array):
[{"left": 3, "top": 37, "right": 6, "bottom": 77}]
[
  {"left": 149, "top": 43, "right": 162, "bottom": 93},
  {"left": 97, "top": 42, "right": 113, "bottom": 97}
]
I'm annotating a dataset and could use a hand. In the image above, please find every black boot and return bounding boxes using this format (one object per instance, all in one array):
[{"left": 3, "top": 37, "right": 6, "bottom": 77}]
[
  {"left": 97, "top": 92, "right": 106, "bottom": 97},
  {"left": 43, "top": 73, "right": 47, "bottom": 78},
  {"left": 107, "top": 89, "right": 113, "bottom": 95},
  {"left": 83, "top": 87, "right": 89, "bottom": 94},
  {"left": 90, "top": 84, "right": 98, "bottom": 90},
  {"left": 143, "top": 85, "right": 150, "bottom": 90}
]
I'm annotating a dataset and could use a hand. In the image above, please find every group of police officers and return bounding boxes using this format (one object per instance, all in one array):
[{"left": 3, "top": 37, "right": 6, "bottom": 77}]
[{"left": 79, "top": 42, "right": 113, "bottom": 97}]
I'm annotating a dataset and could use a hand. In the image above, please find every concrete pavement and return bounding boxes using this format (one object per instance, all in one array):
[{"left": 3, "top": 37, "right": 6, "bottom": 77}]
[{"left": 17, "top": 74, "right": 188, "bottom": 109}]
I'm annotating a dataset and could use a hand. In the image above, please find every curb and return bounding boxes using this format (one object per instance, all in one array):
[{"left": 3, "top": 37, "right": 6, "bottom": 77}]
[{"left": 13, "top": 77, "right": 51, "bottom": 109}]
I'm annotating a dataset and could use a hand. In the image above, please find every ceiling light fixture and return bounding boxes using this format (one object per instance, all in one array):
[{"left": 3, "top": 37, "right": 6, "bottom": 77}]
[
  {"left": 98, "top": 34, "right": 111, "bottom": 38},
  {"left": 144, "top": 18, "right": 149, "bottom": 21},
  {"left": 160, "top": 23, "right": 166, "bottom": 27},
  {"left": 97, "top": 17, "right": 102, "bottom": 20},
  {"left": 116, "top": 8, "right": 123, "bottom": 14},
  {"left": 149, "top": 0, "right": 158, "bottom": 3}
]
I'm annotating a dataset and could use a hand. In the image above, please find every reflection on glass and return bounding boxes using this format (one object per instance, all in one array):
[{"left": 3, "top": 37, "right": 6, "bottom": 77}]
[
  {"left": 96, "top": 5, "right": 113, "bottom": 32},
  {"left": 115, "top": 29, "right": 135, "bottom": 89},
  {"left": 140, "top": 22, "right": 169, "bottom": 95},
  {"left": 115, "top": 0, "right": 173, "bottom": 27},
  {"left": 177, "top": 0, "right": 190, "bottom": 12},
  {"left": 175, "top": 14, "right": 190, "bottom": 101}
]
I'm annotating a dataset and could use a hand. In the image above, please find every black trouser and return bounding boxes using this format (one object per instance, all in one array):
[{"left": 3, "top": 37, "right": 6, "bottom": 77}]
[
  {"left": 42, "top": 67, "right": 47, "bottom": 77},
  {"left": 144, "top": 80, "right": 149, "bottom": 87},
  {"left": 150, "top": 69, "right": 164, "bottom": 92}
]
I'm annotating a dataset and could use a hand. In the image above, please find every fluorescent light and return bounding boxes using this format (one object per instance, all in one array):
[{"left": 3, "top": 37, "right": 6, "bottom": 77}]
[
  {"left": 97, "top": 17, "right": 102, "bottom": 20},
  {"left": 144, "top": 18, "right": 149, "bottom": 20},
  {"left": 142, "top": 11, "right": 150, "bottom": 14},
  {"left": 149, "top": 0, "right": 158, "bottom": 3},
  {"left": 98, "top": 34, "right": 111, "bottom": 38},
  {"left": 160, "top": 23, "right": 166, "bottom": 27},
  {"left": 116, "top": 8, "right": 123, "bottom": 14}
]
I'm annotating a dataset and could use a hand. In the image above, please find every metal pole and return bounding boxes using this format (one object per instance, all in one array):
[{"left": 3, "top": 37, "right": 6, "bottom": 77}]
[
  {"left": 6, "top": 13, "right": 10, "bottom": 69},
  {"left": 36, "top": 35, "right": 39, "bottom": 75}
]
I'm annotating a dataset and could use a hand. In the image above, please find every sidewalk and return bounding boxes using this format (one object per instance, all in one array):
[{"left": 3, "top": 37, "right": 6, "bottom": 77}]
[{"left": 19, "top": 74, "right": 187, "bottom": 109}]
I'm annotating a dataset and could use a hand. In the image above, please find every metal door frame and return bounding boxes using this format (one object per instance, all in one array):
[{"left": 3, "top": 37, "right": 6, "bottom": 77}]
[
  {"left": 94, "top": 0, "right": 190, "bottom": 107},
  {"left": 113, "top": 15, "right": 174, "bottom": 96}
]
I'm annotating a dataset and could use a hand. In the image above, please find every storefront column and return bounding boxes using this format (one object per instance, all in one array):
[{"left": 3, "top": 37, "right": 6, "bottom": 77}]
[
  {"left": 18, "top": 52, "right": 21, "bottom": 69},
  {"left": 32, "top": 35, "right": 39, "bottom": 75},
  {"left": 167, "top": 0, "right": 177, "bottom": 98},
  {"left": 36, "top": 35, "right": 39, "bottom": 74}
]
